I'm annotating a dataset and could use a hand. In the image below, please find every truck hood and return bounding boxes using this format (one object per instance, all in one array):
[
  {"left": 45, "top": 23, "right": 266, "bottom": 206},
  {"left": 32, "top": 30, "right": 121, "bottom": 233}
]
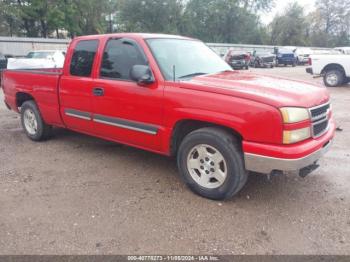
[{"left": 183, "top": 71, "right": 329, "bottom": 108}]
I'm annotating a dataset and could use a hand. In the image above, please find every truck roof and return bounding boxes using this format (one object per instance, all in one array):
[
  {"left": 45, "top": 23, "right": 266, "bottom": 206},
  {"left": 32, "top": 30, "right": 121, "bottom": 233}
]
[{"left": 73, "top": 33, "right": 195, "bottom": 41}]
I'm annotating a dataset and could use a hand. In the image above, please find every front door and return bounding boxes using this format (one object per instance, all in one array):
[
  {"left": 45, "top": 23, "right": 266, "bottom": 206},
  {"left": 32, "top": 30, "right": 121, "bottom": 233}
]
[{"left": 92, "top": 38, "right": 164, "bottom": 151}]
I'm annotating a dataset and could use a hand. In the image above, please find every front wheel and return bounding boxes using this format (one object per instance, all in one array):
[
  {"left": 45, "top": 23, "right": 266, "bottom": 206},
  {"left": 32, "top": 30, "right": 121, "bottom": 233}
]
[
  {"left": 177, "top": 127, "right": 248, "bottom": 200},
  {"left": 21, "top": 100, "right": 52, "bottom": 141}
]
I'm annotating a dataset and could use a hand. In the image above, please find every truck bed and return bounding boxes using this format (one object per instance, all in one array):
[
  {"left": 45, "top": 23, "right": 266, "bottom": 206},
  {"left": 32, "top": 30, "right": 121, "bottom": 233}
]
[{"left": 2, "top": 68, "right": 64, "bottom": 126}]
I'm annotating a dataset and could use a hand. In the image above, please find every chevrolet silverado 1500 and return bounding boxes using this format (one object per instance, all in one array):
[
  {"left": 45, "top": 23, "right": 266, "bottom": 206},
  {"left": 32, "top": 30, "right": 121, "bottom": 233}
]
[{"left": 1, "top": 33, "right": 335, "bottom": 200}]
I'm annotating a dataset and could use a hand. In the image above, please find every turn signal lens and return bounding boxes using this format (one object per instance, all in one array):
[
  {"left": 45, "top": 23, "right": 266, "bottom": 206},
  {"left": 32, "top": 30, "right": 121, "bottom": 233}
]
[
  {"left": 280, "top": 107, "right": 309, "bottom": 123},
  {"left": 283, "top": 127, "right": 311, "bottom": 144}
]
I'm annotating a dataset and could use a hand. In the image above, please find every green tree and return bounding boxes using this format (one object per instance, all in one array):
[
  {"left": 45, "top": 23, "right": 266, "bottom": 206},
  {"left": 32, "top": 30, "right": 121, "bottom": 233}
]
[
  {"left": 308, "top": 0, "right": 350, "bottom": 46},
  {"left": 0, "top": 0, "right": 22, "bottom": 36},
  {"left": 0, "top": 0, "right": 115, "bottom": 38},
  {"left": 268, "top": 2, "right": 308, "bottom": 46},
  {"left": 118, "top": 0, "right": 184, "bottom": 33},
  {"left": 182, "top": 0, "right": 270, "bottom": 43}
]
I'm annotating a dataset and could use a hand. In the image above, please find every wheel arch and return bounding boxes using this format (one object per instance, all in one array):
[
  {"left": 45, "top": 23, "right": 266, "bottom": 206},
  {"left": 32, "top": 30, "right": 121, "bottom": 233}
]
[
  {"left": 16, "top": 92, "right": 35, "bottom": 108},
  {"left": 321, "top": 63, "right": 345, "bottom": 75},
  {"left": 170, "top": 119, "right": 243, "bottom": 157}
]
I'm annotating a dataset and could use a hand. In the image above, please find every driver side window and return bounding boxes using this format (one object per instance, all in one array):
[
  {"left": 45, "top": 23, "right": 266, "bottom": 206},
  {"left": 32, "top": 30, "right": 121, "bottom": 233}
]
[{"left": 100, "top": 38, "right": 147, "bottom": 81}]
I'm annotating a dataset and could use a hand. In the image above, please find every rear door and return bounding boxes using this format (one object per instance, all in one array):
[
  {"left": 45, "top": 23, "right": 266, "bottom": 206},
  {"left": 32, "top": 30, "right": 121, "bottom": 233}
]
[
  {"left": 91, "top": 37, "right": 164, "bottom": 151},
  {"left": 59, "top": 39, "right": 99, "bottom": 133}
]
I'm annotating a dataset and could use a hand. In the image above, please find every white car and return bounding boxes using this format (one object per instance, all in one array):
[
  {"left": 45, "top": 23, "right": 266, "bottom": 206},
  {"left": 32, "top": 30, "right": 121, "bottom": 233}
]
[
  {"left": 295, "top": 48, "right": 313, "bottom": 65},
  {"left": 306, "top": 53, "right": 350, "bottom": 87},
  {"left": 7, "top": 50, "right": 66, "bottom": 70}
]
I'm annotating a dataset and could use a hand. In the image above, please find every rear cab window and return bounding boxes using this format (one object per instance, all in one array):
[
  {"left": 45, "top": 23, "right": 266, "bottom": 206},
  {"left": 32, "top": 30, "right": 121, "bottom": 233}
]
[{"left": 70, "top": 40, "right": 99, "bottom": 77}]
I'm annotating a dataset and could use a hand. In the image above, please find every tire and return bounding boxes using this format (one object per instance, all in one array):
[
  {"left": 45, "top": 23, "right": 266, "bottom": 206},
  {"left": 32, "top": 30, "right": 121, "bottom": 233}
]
[
  {"left": 20, "top": 100, "right": 52, "bottom": 141},
  {"left": 245, "top": 66, "right": 249, "bottom": 70},
  {"left": 323, "top": 69, "right": 345, "bottom": 87},
  {"left": 177, "top": 127, "right": 248, "bottom": 200},
  {"left": 292, "top": 62, "right": 296, "bottom": 67}
]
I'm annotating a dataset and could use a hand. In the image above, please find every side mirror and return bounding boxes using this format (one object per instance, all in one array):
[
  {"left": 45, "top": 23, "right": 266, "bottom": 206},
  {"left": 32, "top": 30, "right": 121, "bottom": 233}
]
[{"left": 130, "top": 65, "right": 154, "bottom": 85}]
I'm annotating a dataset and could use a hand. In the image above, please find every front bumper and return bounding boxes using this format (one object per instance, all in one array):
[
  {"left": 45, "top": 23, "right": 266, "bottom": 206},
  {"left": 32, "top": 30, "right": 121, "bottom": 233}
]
[
  {"left": 244, "top": 140, "right": 332, "bottom": 174},
  {"left": 230, "top": 64, "right": 247, "bottom": 69},
  {"left": 260, "top": 62, "right": 274, "bottom": 67},
  {"left": 244, "top": 120, "right": 335, "bottom": 174},
  {"left": 277, "top": 59, "right": 295, "bottom": 64}
]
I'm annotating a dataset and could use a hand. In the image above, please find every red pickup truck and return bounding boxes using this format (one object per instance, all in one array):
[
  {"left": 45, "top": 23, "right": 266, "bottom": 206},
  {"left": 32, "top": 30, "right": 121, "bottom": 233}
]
[{"left": 1, "top": 33, "right": 335, "bottom": 200}]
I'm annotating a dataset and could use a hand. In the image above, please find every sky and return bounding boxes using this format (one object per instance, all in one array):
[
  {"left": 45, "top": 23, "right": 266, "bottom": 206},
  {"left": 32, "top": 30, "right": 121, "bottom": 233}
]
[{"left": 260, "top": 0, "right": 316, "bottom": 25}]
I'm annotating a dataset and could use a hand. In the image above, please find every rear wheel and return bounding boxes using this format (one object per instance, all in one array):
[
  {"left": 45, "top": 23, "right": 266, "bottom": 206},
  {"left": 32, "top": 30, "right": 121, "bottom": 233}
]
[
  {"left": 323, "top": 69, "right": 345, "bottom": 87},
  {"left": 20, "top": 100, "right": 52, "bottom": 141},
  {"left": 177, "top": 127, "right": 248, "bottom": 200}
]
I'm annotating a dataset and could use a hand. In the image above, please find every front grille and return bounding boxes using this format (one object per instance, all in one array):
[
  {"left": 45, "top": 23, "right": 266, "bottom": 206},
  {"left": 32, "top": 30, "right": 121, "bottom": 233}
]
[
  {"left": 310, "top": 103, "right": 330, "bottom": 120},
  {"left": 313, "top": 120, "right": 329, "bottom": 137},
  {"left": 309, "top": 103, "right": 331, "bottom": 137}
]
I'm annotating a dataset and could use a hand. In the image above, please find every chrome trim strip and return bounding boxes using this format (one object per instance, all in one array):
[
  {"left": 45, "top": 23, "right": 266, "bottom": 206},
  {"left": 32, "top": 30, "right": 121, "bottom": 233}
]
[
  {"left": 65, "top": 109, "right": 91, "bottom": 120},
  {"left": 311, "top": 112, "right": 328, "bottom": 122},
  {"left": 93, "top": 114, "right": 158, "bottom": 135},
  {"left": 313, "top": 117, "right": 328, "bottom": 126},
  {"left": 6, "top": 69, "right": 62, "bottom": 75},
  {"left": 244, "top": 140, "right": 332, "bottom": 174}
]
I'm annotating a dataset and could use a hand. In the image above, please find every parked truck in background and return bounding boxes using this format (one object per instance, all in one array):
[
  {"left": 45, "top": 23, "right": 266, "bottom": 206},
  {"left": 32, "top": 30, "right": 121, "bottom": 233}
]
[
  {"left": 1, "top": 33, "right": 335, "bottom": 200},
  {"left": 307, "top": 54, "right": 350, "bottom": 87},
  {"left": 224, "top": 49, "right": 250, "bottom": 70},
  {"left": 274, "top": 48, "right": 297, "bottom": 67}
]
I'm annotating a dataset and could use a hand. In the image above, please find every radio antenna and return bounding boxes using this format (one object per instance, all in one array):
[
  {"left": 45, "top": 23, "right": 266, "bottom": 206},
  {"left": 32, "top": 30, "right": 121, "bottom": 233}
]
[{"left": 173, "top": 65, "right": 176, "bottom": 82}]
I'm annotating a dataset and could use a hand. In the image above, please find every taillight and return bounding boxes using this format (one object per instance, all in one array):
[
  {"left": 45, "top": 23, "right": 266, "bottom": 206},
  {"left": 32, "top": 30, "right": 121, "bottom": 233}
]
[{"left": 308, "top": 57, "right": 312, "bottom": 66}]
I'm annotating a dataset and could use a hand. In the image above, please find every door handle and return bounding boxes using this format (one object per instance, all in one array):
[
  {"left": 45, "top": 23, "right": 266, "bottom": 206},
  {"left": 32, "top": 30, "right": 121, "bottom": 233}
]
[{"left": 93, "top": 87, "right": 104, "bottom": 96}]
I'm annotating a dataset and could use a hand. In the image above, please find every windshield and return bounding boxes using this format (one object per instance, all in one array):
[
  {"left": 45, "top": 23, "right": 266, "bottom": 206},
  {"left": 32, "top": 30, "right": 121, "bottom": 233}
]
[
  {"left": 146, "top": 38, "right": 232, "bottom": 80},
  {"left": 26, "top": 51, "right": 55, "bottom": 59}
]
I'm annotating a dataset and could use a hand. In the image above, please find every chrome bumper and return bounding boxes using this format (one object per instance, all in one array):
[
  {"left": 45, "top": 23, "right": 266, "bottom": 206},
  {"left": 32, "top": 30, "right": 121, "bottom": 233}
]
[{"left": 244, "top": 140, "right": 332, "bottom": 174}]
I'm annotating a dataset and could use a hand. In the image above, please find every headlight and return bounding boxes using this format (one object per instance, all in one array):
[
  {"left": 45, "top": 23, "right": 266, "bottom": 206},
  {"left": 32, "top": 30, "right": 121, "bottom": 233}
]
[
  {"left": 283, "top": 127, "right": 311, "bottom": 144},
  {"left": 280, "top": 107, "right": 309, "bottom": 123}
]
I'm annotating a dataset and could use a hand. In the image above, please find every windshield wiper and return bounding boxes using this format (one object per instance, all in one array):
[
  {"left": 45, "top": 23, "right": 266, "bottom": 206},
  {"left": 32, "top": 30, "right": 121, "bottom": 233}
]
[{"left": 178, "top": 72, "right": 208, "bottom": 79}]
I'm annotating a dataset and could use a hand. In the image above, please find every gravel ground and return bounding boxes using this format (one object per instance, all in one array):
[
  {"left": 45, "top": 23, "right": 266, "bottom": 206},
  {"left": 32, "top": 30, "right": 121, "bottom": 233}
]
[{"left": 0, "top": 66, "right": 349, "bottom": 255}]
